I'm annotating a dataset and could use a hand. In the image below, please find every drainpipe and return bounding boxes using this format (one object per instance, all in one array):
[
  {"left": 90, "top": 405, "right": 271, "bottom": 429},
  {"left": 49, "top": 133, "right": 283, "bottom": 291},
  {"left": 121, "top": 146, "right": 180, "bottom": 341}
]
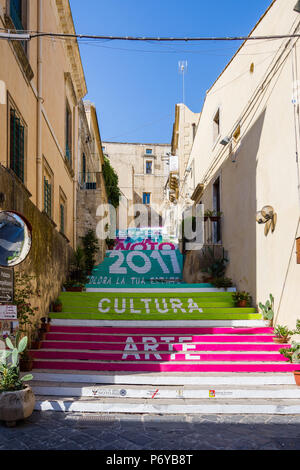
[{"left": 36, "top": 0, "right": 43, "bottom": 210}]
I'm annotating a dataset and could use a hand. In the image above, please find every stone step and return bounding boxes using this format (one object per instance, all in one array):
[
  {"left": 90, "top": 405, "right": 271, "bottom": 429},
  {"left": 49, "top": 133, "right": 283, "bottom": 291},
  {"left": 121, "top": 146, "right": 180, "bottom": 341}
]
[
  {"left": 31, "top": 349, "right": 289, "bottom": 362},
  {"left": 50, "top": 319, "right": 267, "bottom": 327},
  {"left": 44, "top": 333, "right": 277, "bottom": 343},
  {"left": 30, "top": 370, "right": 297, "bottom": 385},
  {"left": 49, "top": 326, "right": 273, "bottom": 334},
  {"left": 32, "top": 358, "right": 299, "bottom": 372},
  {"left": 40, "top": 340, "right": 287, "bottom": 352},
  {"left": 30, "top": 381, "right": 300, "bottom": 399},
  {"left": 33, "top": 396, "right": 300, "bottom": 414}
]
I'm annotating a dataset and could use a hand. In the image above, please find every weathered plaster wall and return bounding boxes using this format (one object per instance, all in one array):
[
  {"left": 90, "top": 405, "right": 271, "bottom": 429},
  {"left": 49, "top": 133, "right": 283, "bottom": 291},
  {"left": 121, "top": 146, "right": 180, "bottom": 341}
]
[{"left": 0, "top": 165, "right": 73, "bottom": 319}]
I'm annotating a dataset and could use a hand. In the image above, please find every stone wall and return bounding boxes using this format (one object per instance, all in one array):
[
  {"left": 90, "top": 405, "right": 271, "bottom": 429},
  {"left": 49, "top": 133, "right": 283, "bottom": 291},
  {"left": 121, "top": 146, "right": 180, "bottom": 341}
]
[
  {"left": 76, "top": 175, "right": 107, "bottom": 265},
  {"left": 0, "top": 165, "right": 73, "bottom": 319}
]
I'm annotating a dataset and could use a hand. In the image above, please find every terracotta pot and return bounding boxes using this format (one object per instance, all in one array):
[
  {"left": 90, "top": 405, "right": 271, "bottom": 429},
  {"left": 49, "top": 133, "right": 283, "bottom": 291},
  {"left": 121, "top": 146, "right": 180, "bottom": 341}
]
[
  {"left": 273, "top": 337, "right": 290, "bottom": 344},
  {"left": 237, "top": 300, "right": 248, "bottom": 308},
  {"left": 210, "top": 216, "right": 221, "bottom": 222},
  {"left": 53, "top": 304, "right": 62, "bottom": 312},
  {"left": 39, "top": 331, "right": 47, "bottom": 341},
  {"left": 294, "top": 371, "right": 300, "bottom": 386},
  {"left": 0, "top": 386, "right": 35, "bottom": 427}
]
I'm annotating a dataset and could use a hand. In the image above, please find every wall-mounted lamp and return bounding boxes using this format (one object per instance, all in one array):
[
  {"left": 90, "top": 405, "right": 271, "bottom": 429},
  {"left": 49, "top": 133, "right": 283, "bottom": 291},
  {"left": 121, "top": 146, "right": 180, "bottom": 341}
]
[
  {"left": 294, "top": 1, "right": 300, "bottom": 13},
  {"left": 256, "top": 205, "right": 277, "bottom": 236},
  {"left": 220, "top": 136, "right": 231, "bottom": 146}
]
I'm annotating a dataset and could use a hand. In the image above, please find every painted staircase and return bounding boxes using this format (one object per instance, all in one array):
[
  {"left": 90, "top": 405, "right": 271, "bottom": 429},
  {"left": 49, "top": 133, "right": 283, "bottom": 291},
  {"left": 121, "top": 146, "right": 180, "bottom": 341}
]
[{"left": 29, "top": 245, "right": 300, "bottom": 414}]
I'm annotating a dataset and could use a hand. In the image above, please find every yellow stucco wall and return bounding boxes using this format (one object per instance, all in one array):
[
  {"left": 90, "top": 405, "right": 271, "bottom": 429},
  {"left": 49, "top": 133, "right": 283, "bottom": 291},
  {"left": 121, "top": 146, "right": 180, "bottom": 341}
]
[{"left": 0, "top": 0, "right": 87, "bottom": 246}]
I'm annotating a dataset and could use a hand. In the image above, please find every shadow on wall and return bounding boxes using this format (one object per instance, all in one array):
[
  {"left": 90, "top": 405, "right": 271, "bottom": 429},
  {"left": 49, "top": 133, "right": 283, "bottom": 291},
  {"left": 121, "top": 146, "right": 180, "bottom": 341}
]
[
  {"left": 222, "top": 108, "right": 267, "bottom": 300},
  {"left": 183, "top": 108, "right": 267, "bottom": 295}
]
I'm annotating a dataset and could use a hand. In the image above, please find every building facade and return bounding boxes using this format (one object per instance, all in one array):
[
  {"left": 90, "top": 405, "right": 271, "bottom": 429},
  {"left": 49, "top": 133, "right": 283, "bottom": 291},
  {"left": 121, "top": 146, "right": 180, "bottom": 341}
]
[
  {"left": 182, "top": 0, "right": 300, "bottom": 327},
  {"left": 0, "top": 0, "right": 107, "bottom": 313},
  {"left": 102, "top": 142, "right": 171, "bottom": 231}
]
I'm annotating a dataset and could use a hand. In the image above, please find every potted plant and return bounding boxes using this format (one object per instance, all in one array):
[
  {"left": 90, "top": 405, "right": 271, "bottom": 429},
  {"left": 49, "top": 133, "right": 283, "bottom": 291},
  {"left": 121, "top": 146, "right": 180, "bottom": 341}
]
[
  {"left": 273, "top": 325, "right": 294, "bottom": 344},
  {"left": 259, "top": 294, "right": 274, "bottom": 326},
  {"left": 63, "top": 280, "right": 86, "bottom": 292},
  {"left": 40, "top": 317, "right": 51, "bottom": 332},
  {"left": 82, "top": 229, "right": 99, "bottom": 274},
  {"left": 210, "top": 210, "right": 223, "bottom": 222},
  {"left": 202, "top": 249, "right": 229, "bottom": 282},
  {"left": 204, "top": 210, "right": 214, "bottom": 221},
  {"left": 0, "top": 335, "right": 35, "bottom": 427},
  {"left": 212, "top": 277, "right": 233, "bottom": 289},
  {"left": 53, "top": 299, "right": 62, "bottom": 312},
  {"left": 38, "top": 328, "right": 47, "bottom": 341},
  {"left": 19, "top": 350, "right": 33, "bottom": 372},
  {"left": 30, "top": 324, "right": 41, "bottom": 350},
  {"left": 106, "top": 237, "right": 115, "bottom": 250},
  {"left": 232, "top": 291, "right": 251, "bottom": 307},
  {"left": 279, "top": 342, "right": 300, "bottom": 386}
]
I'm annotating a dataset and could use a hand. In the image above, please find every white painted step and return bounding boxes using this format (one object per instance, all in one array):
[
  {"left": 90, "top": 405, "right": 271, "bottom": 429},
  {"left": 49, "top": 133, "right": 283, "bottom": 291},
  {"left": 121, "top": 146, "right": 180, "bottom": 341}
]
[
  {"left": 34, "top": 396, "right": 300, "bottom": 414},
  {"left": 86, "top": 288, "right": 237, "bottom": 293},
  {"left": 51, "top": 319, "right": 265, "bottom": 327},
  {"left": 30, "top": 371, "right": 296, "bottom": 385},
  {"left": 31, "top": 381, "right": 300, "bottom": 399}
]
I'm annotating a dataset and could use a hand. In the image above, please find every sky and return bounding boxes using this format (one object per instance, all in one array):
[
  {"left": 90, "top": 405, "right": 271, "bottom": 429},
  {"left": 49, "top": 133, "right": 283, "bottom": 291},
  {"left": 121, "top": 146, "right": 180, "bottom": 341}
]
[{"left": 69, "top": 0, "right": 274, "bottom": 144}]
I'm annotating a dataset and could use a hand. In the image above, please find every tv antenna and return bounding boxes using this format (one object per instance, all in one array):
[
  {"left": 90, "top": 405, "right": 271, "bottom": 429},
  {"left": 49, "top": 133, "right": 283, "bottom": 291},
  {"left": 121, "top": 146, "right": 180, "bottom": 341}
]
[{"left": 178, "top": 60, "right": 187, "bottom": 104}]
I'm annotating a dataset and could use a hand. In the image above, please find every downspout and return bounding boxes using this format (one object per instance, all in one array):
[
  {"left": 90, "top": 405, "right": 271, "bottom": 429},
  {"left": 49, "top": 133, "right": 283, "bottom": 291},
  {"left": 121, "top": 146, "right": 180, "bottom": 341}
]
[
  {"left": 73, "top": 105, "right": 78, "bottom": 249},
  {"left": 36, "top": 0, "right": 43, "bottom": 210}
]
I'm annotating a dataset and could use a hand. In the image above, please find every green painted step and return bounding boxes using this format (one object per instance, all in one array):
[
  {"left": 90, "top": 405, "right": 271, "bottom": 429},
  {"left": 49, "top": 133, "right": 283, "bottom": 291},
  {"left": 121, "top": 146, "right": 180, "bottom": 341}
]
[
  {"left": 51, "top": 292, "right": 259, "bottom": 321},
  {"left": 50, "top": 312, "right": 261, "bottom": 321}
]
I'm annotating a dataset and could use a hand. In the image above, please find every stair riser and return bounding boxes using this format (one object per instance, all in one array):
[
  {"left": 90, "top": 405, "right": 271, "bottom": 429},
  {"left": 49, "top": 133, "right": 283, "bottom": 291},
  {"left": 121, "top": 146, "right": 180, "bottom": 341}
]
[
  {"left": 45, "top": 333, "right": 276, "bottom": 343},
  {"left": 31, "top": 350, "right": 289, "bottom": 362},
  {"left": 41, "top": 341, "right": 289, "bottom": 352},
  {"left": 31, "top": 387, "right": 300, "bottom": 399},
  {"left": 33, "top": 361, "right": 300, "bottom": 372},
  {"left": 49, "top": 326, "right": 273, "bottom": 335}
]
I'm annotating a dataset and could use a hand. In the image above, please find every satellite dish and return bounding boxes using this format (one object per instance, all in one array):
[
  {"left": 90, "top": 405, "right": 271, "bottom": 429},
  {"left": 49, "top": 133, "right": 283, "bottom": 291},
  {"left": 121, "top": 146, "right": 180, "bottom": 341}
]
[{"left": 0, "top": 211, "right": 32, "bottom": 267}]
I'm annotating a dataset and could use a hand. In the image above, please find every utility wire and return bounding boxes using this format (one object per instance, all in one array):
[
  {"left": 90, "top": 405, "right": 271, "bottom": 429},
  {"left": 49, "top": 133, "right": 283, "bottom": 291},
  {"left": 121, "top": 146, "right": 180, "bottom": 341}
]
[{"left": 2, "top": 27, "right": 300, "bottom": 42}]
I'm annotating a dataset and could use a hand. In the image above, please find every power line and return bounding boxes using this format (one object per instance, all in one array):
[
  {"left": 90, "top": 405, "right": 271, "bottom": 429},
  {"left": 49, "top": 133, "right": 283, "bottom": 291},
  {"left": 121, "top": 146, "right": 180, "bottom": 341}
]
[{"left": 2, "top": 28, "right": 300, "bottom": 42}]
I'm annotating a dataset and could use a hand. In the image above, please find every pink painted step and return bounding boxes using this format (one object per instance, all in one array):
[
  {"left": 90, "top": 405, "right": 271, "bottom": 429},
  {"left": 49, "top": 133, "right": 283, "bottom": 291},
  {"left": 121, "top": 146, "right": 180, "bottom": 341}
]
[
  {"left": 41, "top": 341, "right": 290, "bottom": 352},
  {"left": 46, "top": 333, "right": 276, "bottom": 343},
  {"left": 50, "top": 326, "right": 273, "bottom": 335},
  {"left": 33, "top": 359, "right": 300, "bottom": 373},
  {"left": 31, "top": 349, "right": 289, "bottom": 362}
]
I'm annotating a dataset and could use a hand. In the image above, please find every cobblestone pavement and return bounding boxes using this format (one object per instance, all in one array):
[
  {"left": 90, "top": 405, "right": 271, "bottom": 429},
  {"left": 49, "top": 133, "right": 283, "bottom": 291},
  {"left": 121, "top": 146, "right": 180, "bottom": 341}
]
[{"left": 1, "top": 412, "right": 300, "bottom": 450}]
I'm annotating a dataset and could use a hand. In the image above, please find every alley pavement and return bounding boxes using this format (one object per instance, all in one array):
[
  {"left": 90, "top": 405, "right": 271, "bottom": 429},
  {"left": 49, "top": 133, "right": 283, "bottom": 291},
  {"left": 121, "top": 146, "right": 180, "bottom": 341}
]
[{"left": 1, "top": 411, "right": 300, "bottom": 450}]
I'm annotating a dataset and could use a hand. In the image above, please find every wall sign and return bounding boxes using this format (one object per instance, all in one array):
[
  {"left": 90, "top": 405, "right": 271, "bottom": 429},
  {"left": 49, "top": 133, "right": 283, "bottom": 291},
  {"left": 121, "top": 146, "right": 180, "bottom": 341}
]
[
  {"left": 0, "top": 267, "right": 14, "bottom": 303},
  {"left": 0, "top": 305, "right": 17, "bottom": 320}
]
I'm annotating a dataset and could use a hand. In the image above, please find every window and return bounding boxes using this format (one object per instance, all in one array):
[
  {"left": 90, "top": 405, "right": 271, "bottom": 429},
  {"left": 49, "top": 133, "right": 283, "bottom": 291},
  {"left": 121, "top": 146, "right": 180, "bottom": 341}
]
[
  {"left": 82, "top": 153, "right": 86, "bottom": 183},
  {"left": 213, "top": 109, "right": 220, "bottom": 143},
  {"left": 43, "top": 160, "right": 53, "bottom": 218},
  {"left": 145, "top": 149, "right": 152, "bottom": 155},
  {"left": 9, "top": 0, "right": 28, "bottom": 51},
  {"left": 65, "top": 101, "right": 72, "bottom": 164},
  {"left": 213, "top": 177, "right": 221, "bottom": 243},
  {"left": 143, "top": 192, "right": 151, "bottom": 204},
  {"left": 59, "top": 189, "right": 67, "bottom": 235},
  {"left": 145, "top": 161, "right": 153, "bottom": 174},
  {"left": 10, "top": 107, "right": 25, "bottom": 182},
  {"left": 60, "top": 203, "right": 65, "bottom": 234},
  {"left": 44, "top": 177, "right": 52, "bottom": 218}
]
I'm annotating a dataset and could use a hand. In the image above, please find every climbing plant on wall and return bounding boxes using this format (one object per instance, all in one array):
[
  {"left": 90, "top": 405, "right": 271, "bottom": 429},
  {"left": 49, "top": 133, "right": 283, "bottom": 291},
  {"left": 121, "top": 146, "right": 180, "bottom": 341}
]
[{"left": 102, "top": 156, "right": 121, "bottom": 208}]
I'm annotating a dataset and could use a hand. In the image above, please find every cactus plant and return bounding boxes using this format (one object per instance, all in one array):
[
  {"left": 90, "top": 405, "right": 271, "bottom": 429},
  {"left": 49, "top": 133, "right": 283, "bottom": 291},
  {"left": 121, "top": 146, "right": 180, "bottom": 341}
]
[
  {"left": 259, "top": 294, "right": 274, "bottom": 325},
  {"left": 0, "top": 335, "right": 33, "bottom": 392}
]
